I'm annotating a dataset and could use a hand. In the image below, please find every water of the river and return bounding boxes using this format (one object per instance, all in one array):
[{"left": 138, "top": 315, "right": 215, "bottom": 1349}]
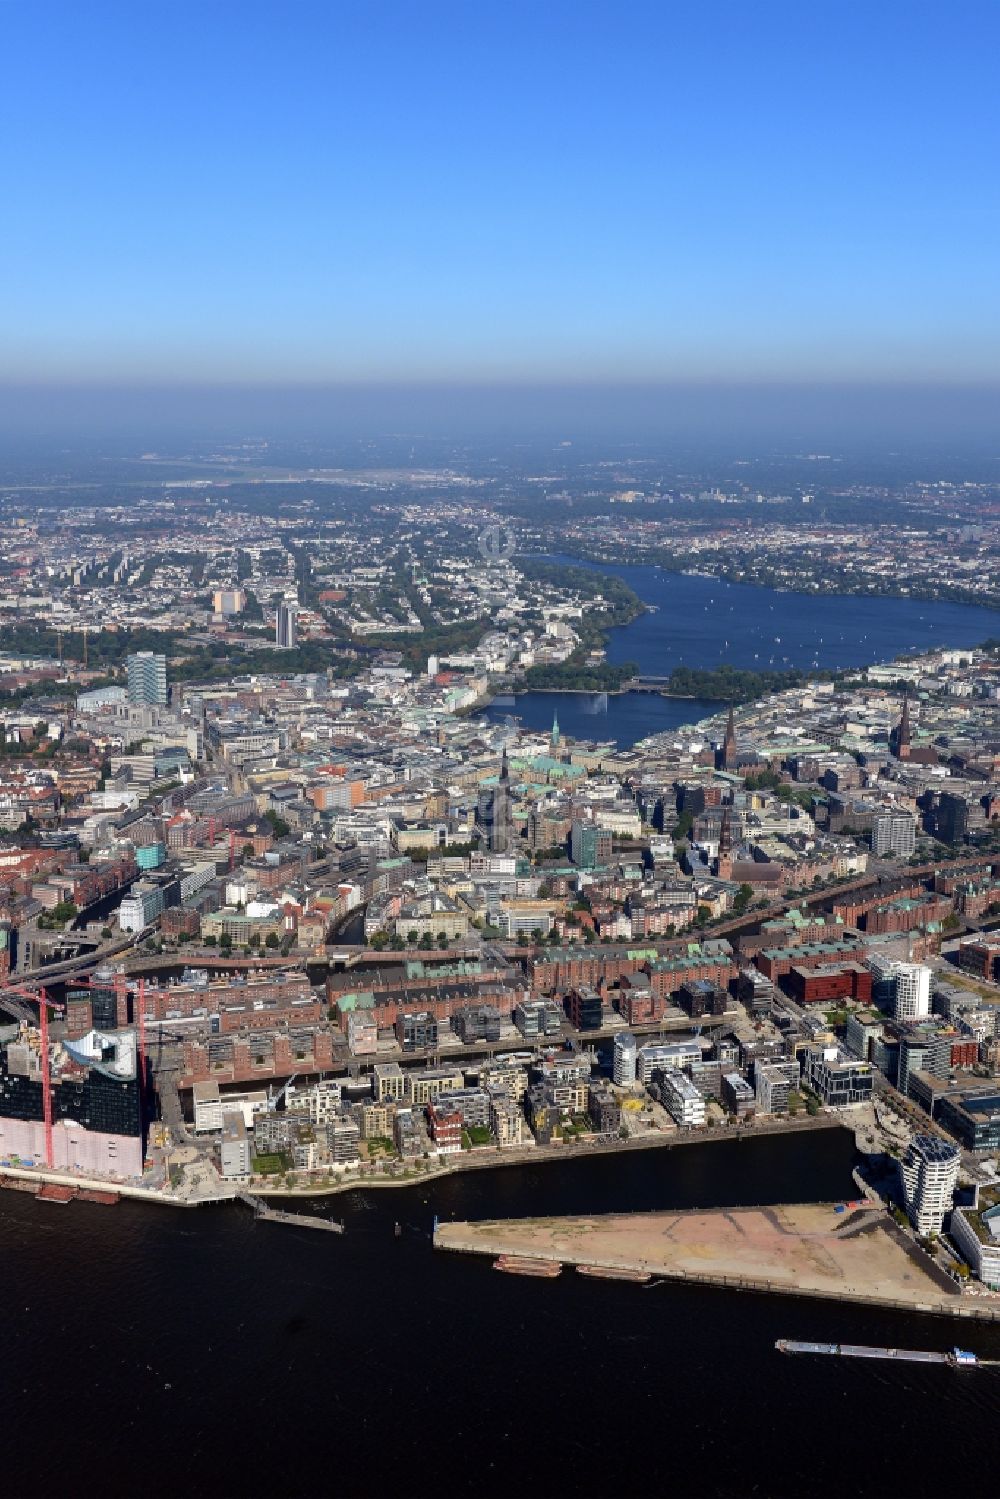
[{"left": 5, "top": 1128, "right": 999, "bottom": 1498}]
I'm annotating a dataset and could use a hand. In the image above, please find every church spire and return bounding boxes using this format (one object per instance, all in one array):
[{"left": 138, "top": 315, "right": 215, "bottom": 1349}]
[
  {"left": 721, "top": 702, "right": 737, "bottom": 770},
  {"left": 893, "top": 692, "right": 912, "bottom": 760},
  {"left": 551, "top": 710, "right": 560, "bottom": 748}
]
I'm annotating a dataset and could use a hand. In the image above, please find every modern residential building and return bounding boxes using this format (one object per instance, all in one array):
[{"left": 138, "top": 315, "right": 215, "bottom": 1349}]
[
  {"left": 900, "top": 1133, "right": 960, "bottom": 1235},
  {"left": 871, "top": 810, "right": 917, "bottom": 858},
  {"left": 613, "top": 1031, "right": 638, "bottom": 1087},
  {"left": 721, "top": 1071, "right": 755, "bottom": 1118},
  {"left": 395, "top": 1010, "right": 438, "bottom": 1052},
  {"left": 126, "top": 651, "right": 167, "bottom": 706},
  {"left": 428, "top": 1102, "right": 463, "bottom": 1153},
  {"left": 656, "top": 1069, "right": 706, "bottom": 1127},
  {"left": 372, "top": 1061, "right": 407, "bottom": 1102},
  {"left": 489, "top": 1089, "right": 522, "bottom": 1147},
  {"left": 327, "top": 1115, "right": 361, "bottom": 1163},
  {"left": 893, "top": 962, "right": 932, "bottom": 1022},
  {"left": 514, "top": 999, "right": 562, "bottom": 1040},
  {"left": 952, "top": 1193, "right": 1000, "bottom": 1289},
  {"left": 635, "top": 1039, "right": 701, "bottom": 1085},
  {"left": 219, "top": 1114, "right": 251, "bottom": 1179},
  {"left": 588, "top": 1080, "right": 622, "bottom": 1134},
  {"left": 754, "top": 1059, "right": 801, "bottom": 1115},
  {"left": 433, "top": 1087, "right": 491, "bottom": 1130},
  {"left": 801, "top": 1045, "right": 873, "bottom": 1107}
]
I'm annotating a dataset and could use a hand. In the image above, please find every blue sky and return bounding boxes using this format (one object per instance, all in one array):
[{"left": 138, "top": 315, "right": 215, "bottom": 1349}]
[{"left": 1, "top": 1, "right": 998, "bottom": 384}]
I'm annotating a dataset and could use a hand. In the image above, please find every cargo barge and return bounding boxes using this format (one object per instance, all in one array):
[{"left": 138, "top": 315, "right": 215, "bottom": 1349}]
[
  {"left": 493, "top": 1256, "right": 562, "bottom": 1278},
  {"left": 576, "top": 1265, "right": 652, "bottom": 1284},
  {"left": 776, "top": 1340, "right": 978, "bottom": 1367}
]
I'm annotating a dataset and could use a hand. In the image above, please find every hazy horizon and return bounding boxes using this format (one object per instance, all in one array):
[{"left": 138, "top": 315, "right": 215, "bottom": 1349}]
[{"left": 0, "top": 380, "right": 997, "bottom": 457}]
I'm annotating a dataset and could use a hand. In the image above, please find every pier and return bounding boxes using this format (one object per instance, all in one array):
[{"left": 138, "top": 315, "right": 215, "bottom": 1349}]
[
  {"left": 238, "top": 1193, "right": 344, "bottom": 1233},
  {"left": 434, "top": 1202, "right": 1000, "bottom": 1322}
]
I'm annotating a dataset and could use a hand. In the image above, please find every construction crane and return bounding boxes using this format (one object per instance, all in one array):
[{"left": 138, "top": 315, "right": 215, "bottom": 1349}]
[
  {"left": 267, "top": 1074, "right": 299, "bottom": 1113},
  {"left": 229, "top": 827, "right": 237, "bottom": 872},
  {"left": 0, "top": 982, "right": 65, "bottom": 1169}
]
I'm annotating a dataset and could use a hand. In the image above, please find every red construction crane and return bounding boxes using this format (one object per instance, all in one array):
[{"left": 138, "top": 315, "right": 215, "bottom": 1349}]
[
  {"left": 0, "top": 982, "right": 65, "bottom": 1169},
  {"left": 229, "top": 827, "right": 236, "bottom": 872}
]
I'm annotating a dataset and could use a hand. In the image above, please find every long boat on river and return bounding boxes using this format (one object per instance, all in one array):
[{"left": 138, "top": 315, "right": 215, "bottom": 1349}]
[{"left": 776, "top": 1340, "right": 980, "bottom": 1367}]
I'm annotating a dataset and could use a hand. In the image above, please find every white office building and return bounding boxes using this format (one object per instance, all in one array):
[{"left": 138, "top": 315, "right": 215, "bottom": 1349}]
[
  {"left": 635, "top": 1039, "right": 701, "bottom": 1085},
  {"left": 116, "top": 881, "right": 166, "bottom": 932},
  {"left": 900, "top": 1134, "right": 960, "bottom": 1236},
  {"left": 192, "top": 1081, "right": 268, "bottom": 1134},
  {"left": 613, "top": 1031, "right": 638, "bottom": 1087}
]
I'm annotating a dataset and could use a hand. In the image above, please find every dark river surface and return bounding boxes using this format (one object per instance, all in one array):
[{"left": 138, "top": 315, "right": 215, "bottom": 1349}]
[{"left": 5, "top": 1127, "right": 1000, "bottom": 1498}]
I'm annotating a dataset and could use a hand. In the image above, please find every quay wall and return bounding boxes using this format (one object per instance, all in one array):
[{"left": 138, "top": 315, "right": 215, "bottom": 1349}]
[{"left": 434, "top": 1223, "right": 1000, "bottom": 1323}]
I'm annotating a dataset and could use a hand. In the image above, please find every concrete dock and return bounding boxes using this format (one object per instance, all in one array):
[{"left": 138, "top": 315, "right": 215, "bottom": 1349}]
[{"left": 434, "top": 1202, "right": 1000, "bottom": 1321}]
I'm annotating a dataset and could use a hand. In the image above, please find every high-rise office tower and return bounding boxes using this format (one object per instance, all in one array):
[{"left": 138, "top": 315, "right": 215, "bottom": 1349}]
[
  {"left": 276, "top": 599, "right": 298, "bottom": 649},
  {"left": 126, "top": 651, "right": 167, "bottom": 706}
]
